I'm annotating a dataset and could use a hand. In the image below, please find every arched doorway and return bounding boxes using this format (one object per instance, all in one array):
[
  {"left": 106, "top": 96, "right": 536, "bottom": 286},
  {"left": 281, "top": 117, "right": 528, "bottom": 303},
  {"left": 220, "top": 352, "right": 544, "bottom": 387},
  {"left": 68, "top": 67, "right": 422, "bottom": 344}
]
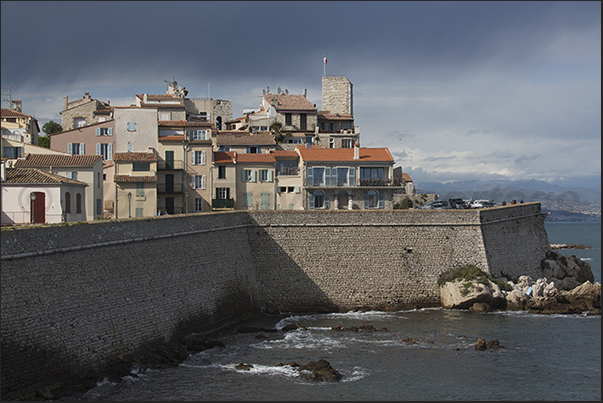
[
  {"left": 30, "top": 192, "right": 45, "bottom": 224},
  {"left": 337, "top": 190, "right": 348, "bottom": 210}
]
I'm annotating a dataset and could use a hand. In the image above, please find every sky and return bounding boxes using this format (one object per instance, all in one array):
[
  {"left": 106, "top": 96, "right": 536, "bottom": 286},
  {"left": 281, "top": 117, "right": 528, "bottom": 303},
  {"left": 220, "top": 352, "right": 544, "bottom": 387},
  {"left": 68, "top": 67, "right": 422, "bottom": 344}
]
[{"left": 2, "top": 1, "right": 601, "bottom": 189}]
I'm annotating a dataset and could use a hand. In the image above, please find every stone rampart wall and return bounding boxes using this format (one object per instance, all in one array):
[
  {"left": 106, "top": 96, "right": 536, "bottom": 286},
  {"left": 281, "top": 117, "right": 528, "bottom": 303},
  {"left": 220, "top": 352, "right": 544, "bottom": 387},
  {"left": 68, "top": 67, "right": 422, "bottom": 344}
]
[{"left": 0, "top": 203, "right": 549, "bottom": 399}]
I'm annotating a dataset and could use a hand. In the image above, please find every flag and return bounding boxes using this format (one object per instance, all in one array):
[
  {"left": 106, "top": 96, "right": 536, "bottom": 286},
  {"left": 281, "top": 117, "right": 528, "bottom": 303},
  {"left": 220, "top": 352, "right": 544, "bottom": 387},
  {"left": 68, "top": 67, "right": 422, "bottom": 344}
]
[{"left": 324, "top": 56, "right": 327, "bottom": 64}]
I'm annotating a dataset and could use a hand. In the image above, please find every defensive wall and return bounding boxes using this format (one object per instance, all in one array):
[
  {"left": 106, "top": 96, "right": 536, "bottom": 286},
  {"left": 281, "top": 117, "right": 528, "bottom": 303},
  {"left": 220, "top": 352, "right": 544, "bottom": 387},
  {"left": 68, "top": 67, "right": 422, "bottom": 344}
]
[{"left": 0, "top": 203, "right": 549, "bottom": 399}]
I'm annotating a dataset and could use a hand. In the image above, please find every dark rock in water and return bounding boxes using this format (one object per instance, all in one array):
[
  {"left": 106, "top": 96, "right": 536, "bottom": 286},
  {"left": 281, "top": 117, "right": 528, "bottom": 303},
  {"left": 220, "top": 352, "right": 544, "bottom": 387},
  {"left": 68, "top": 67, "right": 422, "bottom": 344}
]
[
  {"left": 469, "top": 302, "right": 494, "bottom": 313},
  {"left": 298, "top": 359, "right": 342, "bottom": 382},
  {"left": 402, "top": 337, "right": 419, "bottom": 344},
  {"left": 359, "top": 323, "right": 377, "bottom": 332},
  {"left": 475, "top": 338, "right": 487, "bottom": 351},
  {"left": 487, "top": 339, "right": 504, "bottom": 349},
  {"left": 235, "top": 363, "right": 254, "bottom": 371},
  {"left": 281, "top": 322, "right": 306, "bottom": 332}
]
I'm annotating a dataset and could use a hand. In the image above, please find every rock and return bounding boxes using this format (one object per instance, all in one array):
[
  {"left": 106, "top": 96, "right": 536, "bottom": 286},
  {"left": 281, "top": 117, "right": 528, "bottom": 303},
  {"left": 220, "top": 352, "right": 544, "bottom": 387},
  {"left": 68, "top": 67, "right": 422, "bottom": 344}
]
[
  {"left": 505, "top": 289, "right": 528, "bottom": 310},
  {"left": 235, "top": 363, "right": 254, "bottom": 371},
  {"left": 281, "top": 322, "right": 305, "bottom": 332},
  {"left": 475, "top": 338, "right": 487, "bottom": 350},
  {"left": 486, "top": 339, "right": 504, "bottom": 348},
  {"left": 359, "top": 324, "right": 377, "bottom": 332},
  {"left": 440, "top": 279, "right": 505, "bottom": 310},
  {"left": 298, "top": 359, "right": 341, "bottom": 382},
  {"left": 469, "top": 302, "right": 493, "bottom": 313},
  {"left": 541, "top": 250, "right": 594, "bottom": 287}
]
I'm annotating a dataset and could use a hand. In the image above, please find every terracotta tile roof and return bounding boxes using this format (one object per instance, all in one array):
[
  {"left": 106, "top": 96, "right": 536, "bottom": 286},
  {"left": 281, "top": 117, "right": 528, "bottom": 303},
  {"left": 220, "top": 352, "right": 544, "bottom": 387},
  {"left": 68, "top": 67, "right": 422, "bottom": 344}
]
[
  {"left": 216, "top": 132, "right": 276, "bottom": 146},
  {"left": 158, "top": 135, "right": 185, "bottom": 141},
  {"left": 114, "top": 175, "right": 157, "bottom": 182},
  {"left": 263, "top": 94, "right": 316, "bottom": 112},
  {"left": 113, "top": 152, "right": 157, "bottom": 162},
  {"left": 317, "top": 112, "right": 354, "bottom": 120},
  {"left": 49, "top": 119, "right": 114, "bottom": 136},
  {"left": 159, "top": 120, "right": 212, "bottom": 127},
  {"left": 136, "top": 94, "right": 185, "bottom": 107},
  {"left": 270, "top": 150, "right": 299, "bottom": 158},
  {"left": 14, "top": 153, "right": 102, "bottom": 167},
  {"left": 213, "top": 151, "right": 235, "bottom": 164},
  {"left": 402, "top": 173, "right": 413, "bottom": 182},
  {"left": 1, "top": 108, "right": 32, "bottom": 118},
  {"left": 235, "top": 153, "right": 276, "bottom": 163},
  {"left": 297, "top": 147, "right": 394, "bottom": 163},
  {"left": 3, "top": 168, "right": 87, "bottom": 185}
]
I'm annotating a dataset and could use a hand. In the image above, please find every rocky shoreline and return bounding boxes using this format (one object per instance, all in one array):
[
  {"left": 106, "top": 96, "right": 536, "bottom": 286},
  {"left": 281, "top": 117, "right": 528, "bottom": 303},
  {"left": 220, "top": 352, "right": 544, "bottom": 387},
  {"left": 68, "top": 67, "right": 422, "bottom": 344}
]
[{"left": 550, "top": 243, "right": 591, "bottom": 249}]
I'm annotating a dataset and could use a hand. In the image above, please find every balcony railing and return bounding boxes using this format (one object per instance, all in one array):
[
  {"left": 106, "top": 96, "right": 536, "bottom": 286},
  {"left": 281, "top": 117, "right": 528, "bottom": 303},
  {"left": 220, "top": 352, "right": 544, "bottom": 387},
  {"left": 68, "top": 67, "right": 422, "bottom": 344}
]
[
  {"left": 359, "top": 178, "right": 405, "bottom": 187},
  {"left": 157, "top": 183, "right": 184, "bottom": 193},
  {"left": 157, "top": 160, "right": 184, "bottom": 170},
  {"left": 276, "top": 167, "right": 300, "bottom": 176},
  {"left": 212, "top": 198, "right": 234, "bottom": 209}
]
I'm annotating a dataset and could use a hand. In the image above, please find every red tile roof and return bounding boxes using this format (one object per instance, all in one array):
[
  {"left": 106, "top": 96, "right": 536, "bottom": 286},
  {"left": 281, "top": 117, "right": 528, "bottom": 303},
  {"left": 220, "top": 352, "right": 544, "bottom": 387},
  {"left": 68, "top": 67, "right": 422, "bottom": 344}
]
[
  {"left": 213, "top": 151, "right": 235, "bottom": 164},
  {"left": 14, "top": 154, "right": 102, "bottom": 167},
  {"left": 113, "top": 152, "right": 157, "bottom": 162},
  {"left": 159, "top": 120, "right": 212, "bottom": 127},
  {"left": 1, "top": 108, "right": 32, "bottom": 118},
  {"left": 3, "top": 168, "right": 87, "bottom": 185},
  {"left": 263, "top": 94, "right": 316, "bottom": 112},
  {"left": 297, "top": 147, "right": 394, "bottom": 162},
  {"left": 317, "top": 112, "right": 354, "bottom": 120},
  {"left": 402, "top": 173, "right": 413, "bottom": 182},
  {"left": 158, "top": 135, "right": 185, "bottom": 141},
  {"left": 114, "top": 175, "right": 157, "bottom": 182},
  {"left": 217, "top": 132, "right": 276, "bottom": 145},
  {"left": 235, "top": 153, "right": 276, "bottom": 163},
  {"left": 270, "top": 150, "right": 299, "bottom": 158}
]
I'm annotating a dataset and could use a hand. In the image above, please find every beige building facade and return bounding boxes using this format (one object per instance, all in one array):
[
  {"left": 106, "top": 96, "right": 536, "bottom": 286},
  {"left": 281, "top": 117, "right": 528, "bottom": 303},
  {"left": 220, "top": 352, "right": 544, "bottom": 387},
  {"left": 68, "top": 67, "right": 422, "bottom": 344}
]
[{"left": 113, "top": 151, "right": 158, "bottom": 219}]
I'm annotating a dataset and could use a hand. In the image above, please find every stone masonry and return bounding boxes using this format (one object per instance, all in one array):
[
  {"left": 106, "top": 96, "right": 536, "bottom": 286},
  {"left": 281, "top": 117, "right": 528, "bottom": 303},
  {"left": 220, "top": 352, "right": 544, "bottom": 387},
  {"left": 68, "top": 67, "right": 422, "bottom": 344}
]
[{"left": 0, "top": 203, "right": 549, "bottom": 399}]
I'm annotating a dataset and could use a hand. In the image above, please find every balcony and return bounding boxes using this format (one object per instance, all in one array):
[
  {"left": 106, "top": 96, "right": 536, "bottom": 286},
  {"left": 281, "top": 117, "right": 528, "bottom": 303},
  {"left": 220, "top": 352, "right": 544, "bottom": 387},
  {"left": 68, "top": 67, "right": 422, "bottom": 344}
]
[
  {"left": 212, "top": 198, "right": 234, "bottom": 209},
  {"left": 276, "top": 167, "right": 300, "bottom": 176},
  {"left": 157, "top": 160, "right": 184, "bottom": 170},
  {"left": 359, "top": 178, "right": 405, "bottom": 187},
  {"left": 157, "top": 183, "right": 184, "bottom": 193}
]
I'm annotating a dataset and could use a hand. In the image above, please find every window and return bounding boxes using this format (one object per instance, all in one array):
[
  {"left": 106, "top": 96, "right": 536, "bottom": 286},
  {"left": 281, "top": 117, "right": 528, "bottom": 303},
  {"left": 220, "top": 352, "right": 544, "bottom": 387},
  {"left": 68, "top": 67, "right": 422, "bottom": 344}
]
[
  {"left": 300, "top": 114, "right": 307, "bottom": 130},
  {"left": 192, "top": 175, "right": 206, "bottom": 189},
  {"left": 65, "top": 192, "right": 71, "bottom": 213},
  {"left": 337, "top": 168, "right": 348, "bottom": 186},
  {"left": 218, "top": 166, "right": 226, "bottom": 179},
  {"left": 258, "top": 169, "right": 272, "bottom": 182},
  {"left": 69, "top": 171, "right": 78, "bottom": 180},
  {"left": 329, "top": 138, "right": 335, "bottom": 148},
  {"left": 127, "top": 122, "right": 137, "bottom": 131},
  {"left": 216, "top": 187, "right": 230, "bottom": 199},
  {"left": 307, "top": 167, "right": 324, "bottom": 186},
  {"left": 364, "top": 190, "right": 384, "bottom": 209},
  {"left": 68, "top": 143, "right": 84, "bottom": 155},
  {"left": 5, "top": 117, "right": 17, "bottom": 123},
  {"left": 76, "top": 193, "right": 82, "bottom": 213},
  {"left": 3, "top": 146, "right": 23, "bottom": 158},
  {"left": 247, "top": 146, "right": 261, "bottom": 154},
  {"left": 279, "top": 187, "right": 287, "bottom": 193},
  {"left": 310, "top": 190, "right": 324, "bottom": 209},
  {"left": 241, "top": 169, "right": 253, "bottom": 182},
  {"left": 74, "top": 117, "right": 85, "bottom": 128},
  {"left": 160, "top": 112, "right": 170, "bottom": 121},
  {"left": 133, "top": 161, "right": 150, "bottom": 171},
  {"left": 285, "top": 113, "right": 292, "bottom": 126},
  {"left": 97, "top": 172, "right": 101, "bottom": 188},
  {"left": 96, "top": 127, "right": 112, "bottom": 136},
  {"left": 194, "top": 198, "right": 204, "bottom": 212},
  {"left": 96, "top": 143, "right": 113, "bottom": 160},
  {"left": 97, "top": 117, "right": 107, "bottom": 123},
  {"left": 127, "top": 142, "right": 133, "bottom": 152},
  {"left": 189, "top": 130, "right": 207, "bottom": 141},
  {"left": 135, "top": 208, "right": 144, "bottom": 217},
  {"left": 136, "top": 183, "right": 144, "bottom": 197},
  {"left": 343, "top": 139, "right": 352, "bottom": 148},
  {"left": 192, "top": 150, "right": 206, "bottom": 165},
  {"left": 219, "top": 145, "right": 231, "bottom": 151},
  {"left": 96, "top": 199, "right": 102, "bottom": 217},
  {"left": 360, "top": 167, "right": 384, "bottom": 180},
  {"left": 244, "top": 193, "right": 253, "bottom": 207}
]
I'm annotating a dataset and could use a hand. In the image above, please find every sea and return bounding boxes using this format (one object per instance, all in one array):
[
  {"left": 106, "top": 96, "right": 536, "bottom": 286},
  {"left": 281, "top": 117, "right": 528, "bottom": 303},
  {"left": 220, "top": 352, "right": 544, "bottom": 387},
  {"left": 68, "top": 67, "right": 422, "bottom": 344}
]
[{"left": 63, "top": 222, "right": 601, "bottom": 401}]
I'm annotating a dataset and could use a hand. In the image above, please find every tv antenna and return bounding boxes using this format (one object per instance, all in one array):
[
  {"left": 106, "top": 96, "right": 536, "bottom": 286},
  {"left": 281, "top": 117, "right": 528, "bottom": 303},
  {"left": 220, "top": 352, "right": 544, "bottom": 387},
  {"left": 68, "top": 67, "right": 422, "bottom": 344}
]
[{"left": 1, "top": 86, "right": 13, "bottom": 108}]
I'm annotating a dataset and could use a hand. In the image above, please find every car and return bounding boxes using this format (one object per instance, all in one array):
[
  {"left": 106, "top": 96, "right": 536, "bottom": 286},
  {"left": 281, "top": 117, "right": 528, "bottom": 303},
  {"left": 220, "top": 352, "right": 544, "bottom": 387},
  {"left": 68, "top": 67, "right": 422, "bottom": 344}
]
[
  {"left": 421, "top": 200, "right": 451, "bottom": 210},
  {"left": 448, "top": 198, "right": 469, "bottom": 209},
  {"left": 470, "top": 199, "right": 496, "bottom": 208}
]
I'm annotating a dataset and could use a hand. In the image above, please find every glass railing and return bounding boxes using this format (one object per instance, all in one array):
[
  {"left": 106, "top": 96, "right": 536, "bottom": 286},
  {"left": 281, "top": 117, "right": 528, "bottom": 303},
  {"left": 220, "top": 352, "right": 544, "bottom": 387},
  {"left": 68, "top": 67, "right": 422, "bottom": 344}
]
[{"left": 212, "top": 198, "right": 234, "bottom": 209}]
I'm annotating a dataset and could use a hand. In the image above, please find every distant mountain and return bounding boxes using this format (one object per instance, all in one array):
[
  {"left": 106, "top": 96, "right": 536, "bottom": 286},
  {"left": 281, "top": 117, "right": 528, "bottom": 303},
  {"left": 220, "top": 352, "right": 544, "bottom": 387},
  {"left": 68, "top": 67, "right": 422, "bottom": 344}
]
[{"left": 544, "top": 210, "right": 601, "bottom": 223}]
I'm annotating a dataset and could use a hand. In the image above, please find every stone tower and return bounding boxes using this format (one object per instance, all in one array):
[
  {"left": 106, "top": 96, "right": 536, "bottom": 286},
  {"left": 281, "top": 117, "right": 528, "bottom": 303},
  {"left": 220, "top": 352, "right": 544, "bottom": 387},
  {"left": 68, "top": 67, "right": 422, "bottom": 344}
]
[{"left": 321, "top": 76, "right": 353, "bottom": 115}]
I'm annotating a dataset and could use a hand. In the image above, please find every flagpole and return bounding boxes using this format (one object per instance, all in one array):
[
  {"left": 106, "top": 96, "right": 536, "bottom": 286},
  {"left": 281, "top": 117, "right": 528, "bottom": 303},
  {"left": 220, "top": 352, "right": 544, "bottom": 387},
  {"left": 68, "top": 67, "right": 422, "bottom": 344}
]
[{"left": 323, "top": 55, "right": 327, "bottom": 77}]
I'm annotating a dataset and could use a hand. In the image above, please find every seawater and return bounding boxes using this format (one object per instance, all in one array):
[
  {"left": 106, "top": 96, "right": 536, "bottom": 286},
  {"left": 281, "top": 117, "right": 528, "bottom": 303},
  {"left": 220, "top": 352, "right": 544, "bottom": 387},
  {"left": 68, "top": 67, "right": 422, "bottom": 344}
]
[{"left": 64, "top": 222, "right": 601, "bottom": 401}]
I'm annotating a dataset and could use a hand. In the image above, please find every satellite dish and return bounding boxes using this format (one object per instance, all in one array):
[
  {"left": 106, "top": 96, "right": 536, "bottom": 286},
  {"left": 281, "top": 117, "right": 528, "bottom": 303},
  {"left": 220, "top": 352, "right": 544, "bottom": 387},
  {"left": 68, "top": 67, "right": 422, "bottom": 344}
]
[
  {"left": 277, "top": 87, "right": 281, "bottom": 94},
  {"left": 285, "top": 89, "right": 288, "bottom": 95},
  {"left": 262, "top": 89, "right": 266, "bottom": 95}
]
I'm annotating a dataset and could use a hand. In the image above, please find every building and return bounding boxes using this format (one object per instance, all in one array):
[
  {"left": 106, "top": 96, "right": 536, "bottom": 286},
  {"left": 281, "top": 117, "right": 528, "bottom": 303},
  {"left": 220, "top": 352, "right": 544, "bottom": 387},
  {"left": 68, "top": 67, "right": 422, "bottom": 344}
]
[
  {"left": 234, "top": 152, "right": 277, "bottom": 210},
  {"left": 60, "top": 92, "right": 113, "bottom": 131},
  {"left": 113, "top": 151, "right": 157, "bottom": 218},
  {"left": 14, "top": 154, "right": 104, "bottom": 221},
  {"left": 1, "top": 102, "right": 41, "bottom": 146},
  {"left": 272, "top": 150, "right": 303, "bottom": 210},
  {"left": 297, "top": 144, "right": 400, "bottom": 210},
  {"left": 1, "top": 166, "right": 88, "bottom": 225},
  {"left": 214, "top": 131, "right": 276, "bottom": 153},
  {"left": 211, "top": 151, "right": 236, "bottom": 210}
]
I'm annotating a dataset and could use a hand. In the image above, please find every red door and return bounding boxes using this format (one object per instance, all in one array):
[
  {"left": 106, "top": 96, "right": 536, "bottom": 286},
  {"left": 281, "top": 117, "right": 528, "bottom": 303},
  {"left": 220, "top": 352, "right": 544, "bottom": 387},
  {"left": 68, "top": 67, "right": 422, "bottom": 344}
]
[{"left": 30, "top": 192, "right": 45, "bottom": 224}]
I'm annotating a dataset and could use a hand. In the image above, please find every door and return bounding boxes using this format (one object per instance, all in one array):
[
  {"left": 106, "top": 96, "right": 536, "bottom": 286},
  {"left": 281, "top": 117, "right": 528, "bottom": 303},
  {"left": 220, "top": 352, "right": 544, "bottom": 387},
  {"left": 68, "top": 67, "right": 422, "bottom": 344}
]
[
  {"left": 165, "top": 150, "right": 174, "bottom": 170},
  {"left": 261, "top": 193, "right": 270, "bottom": 210},
  {"left": 30, "top": 192, "right": 45, "bottom": 224},
  {"left": 338, "top": 191, "right": 348, "bottom": 210},
  {"left": 165, "top": 174, "right": 174, "bottom": 193},
  {"left": 166, "top": 197, "right": 174, "bottom": 214}
]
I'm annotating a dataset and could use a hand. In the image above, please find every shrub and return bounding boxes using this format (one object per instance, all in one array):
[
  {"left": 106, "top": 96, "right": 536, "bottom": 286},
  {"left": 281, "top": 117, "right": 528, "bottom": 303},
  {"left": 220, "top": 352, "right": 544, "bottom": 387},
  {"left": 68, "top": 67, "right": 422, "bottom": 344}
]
[{"left": 437, "top": 264, "right": 510, "bottom": 290}]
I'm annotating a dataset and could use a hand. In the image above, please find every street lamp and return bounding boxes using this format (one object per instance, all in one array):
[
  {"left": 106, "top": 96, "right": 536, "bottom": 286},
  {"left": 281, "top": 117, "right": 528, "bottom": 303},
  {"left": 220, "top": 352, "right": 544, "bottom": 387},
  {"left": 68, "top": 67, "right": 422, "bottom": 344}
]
[
  {"left": 30, "top": 192, "right": 36, "bottom": 223},
  {"left": 127, "top": 192, "right": 132, "bottom": 218}
]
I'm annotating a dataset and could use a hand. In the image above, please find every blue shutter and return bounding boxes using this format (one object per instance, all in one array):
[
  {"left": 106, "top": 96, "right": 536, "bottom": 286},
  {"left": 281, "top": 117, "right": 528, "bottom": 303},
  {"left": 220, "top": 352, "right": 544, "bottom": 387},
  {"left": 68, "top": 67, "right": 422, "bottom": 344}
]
[
  {"left": 349, "top": 167, "right": 355, "bottom": 186},
  {"left": 379, "top": 191, "right": 384, "bottom": 209},
  {"left": 251, "top": 170, "right": 256, "bottom": 182},
  {"left": 309, "top": 192, "right": 314, "bottom": 209},
  {"left": 307, "top": 167, "right": 313, "bottom": 186},
  {"left": 325, "top": 167, "right": 331, "bottom": 186},
  {"left": 364, "top": 191, "right": 369, "bottom": 209},
  {"left": 241, "top": 169, "right": 245, "bottom": 181}
]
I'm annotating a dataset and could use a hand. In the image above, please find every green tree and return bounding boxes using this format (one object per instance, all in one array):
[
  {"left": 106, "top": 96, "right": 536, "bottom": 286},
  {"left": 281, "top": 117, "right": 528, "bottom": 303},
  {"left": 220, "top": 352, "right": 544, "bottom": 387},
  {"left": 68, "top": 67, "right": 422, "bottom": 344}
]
[
  {"left": 38, "top": 135, "right": 50, "bottom": 148},
  {"left": 270, "top": 121, "right": 284, "bottom": 143},
  {"left": 42, "top": 120, "right": 62, "bottom": 135}
]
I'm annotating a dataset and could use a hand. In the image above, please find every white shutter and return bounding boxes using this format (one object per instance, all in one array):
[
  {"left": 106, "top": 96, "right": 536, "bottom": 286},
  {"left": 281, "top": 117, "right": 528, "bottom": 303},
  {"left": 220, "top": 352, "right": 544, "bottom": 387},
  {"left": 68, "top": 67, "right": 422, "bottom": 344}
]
[
  {"left": 108, "top": 143, "right": 113, "bottom": 160},
  {"left": 202, "top": 175, "right": 206, "bottom": 190},
  {"left": 307, "top": 167, "right": 313, "bottom": 186},
  {"left": 191, "top": 176, "right": 196, "bottom": 189},
  {"left": 201, "top": 150, "right": 206, "bottom": 165},
  {"left": 80, "top": 143, "right": 85, "bottom": 154},
  {"left": 191, "top": 152, "right": 196, "bottom": 165},
  {"left": 268, "top": 169, "right": 273, "bottom": 182},
  {"left": 96, "top": 143, "right": 101, "bottom": 155},
  {"left": 251, "top": 170, "right": 256, "bottom": 182},
  {"left": 96, "top": 128, "right": 101, "bottom": 136},
  {"left": 325, "top": 167, "right": 331, "bottom": 186},
  {"left": 202, "top": 130, "right": 207, "bottom": 140},
  {"left": 108, "top": 128, "right": 113, "bottom": 136},
  {"left": 68, "top": 143, "right": 73, "bottom": 154}
]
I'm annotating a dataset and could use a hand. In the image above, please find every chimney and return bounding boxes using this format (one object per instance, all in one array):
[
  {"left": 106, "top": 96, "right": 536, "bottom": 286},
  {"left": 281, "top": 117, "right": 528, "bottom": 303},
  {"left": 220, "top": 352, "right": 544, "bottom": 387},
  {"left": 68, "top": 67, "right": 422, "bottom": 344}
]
[
  {"left": 84, "top": 92, "right": 91, "bottom": 100},
  {"left": 64, "top": 96, "right": 68, "bottom": 111},
  {"left": 143, "top": 93, "right": 148, "bottom": 103},
  {"left": 353, "top": 142, "right": 359, "bottom": 160},
  {"left": 303, "top": 89, "right": 307, "bottom": 98}
]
